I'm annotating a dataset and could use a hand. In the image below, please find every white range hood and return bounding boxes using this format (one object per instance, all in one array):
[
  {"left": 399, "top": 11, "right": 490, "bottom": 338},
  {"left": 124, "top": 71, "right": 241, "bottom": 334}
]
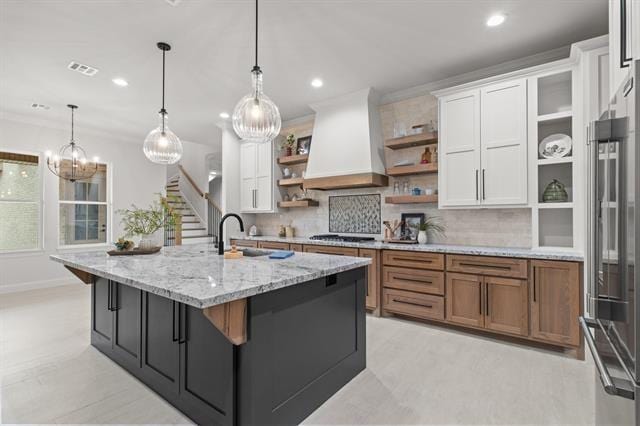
[{"left": 303, "top": 88, "right": 388, "bottom": 190}]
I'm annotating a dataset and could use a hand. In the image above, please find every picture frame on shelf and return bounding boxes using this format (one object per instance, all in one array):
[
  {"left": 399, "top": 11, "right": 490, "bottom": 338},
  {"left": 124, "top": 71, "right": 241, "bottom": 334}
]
[
  {"left": 297, "top": 136, "right": 312, "bottom": 155},
  {"left": 400, "top": 213, "right": 425, "bottom": 241}
]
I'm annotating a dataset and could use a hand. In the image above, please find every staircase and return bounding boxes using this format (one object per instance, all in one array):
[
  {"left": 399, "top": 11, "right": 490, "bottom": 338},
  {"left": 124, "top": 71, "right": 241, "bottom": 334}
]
[{"left": 165, "top": 176, "right": 212, "bottom": 245}]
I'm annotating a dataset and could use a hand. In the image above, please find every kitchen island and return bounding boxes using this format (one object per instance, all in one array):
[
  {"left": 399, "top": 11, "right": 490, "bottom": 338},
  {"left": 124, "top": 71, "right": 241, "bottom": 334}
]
[{"left": 50, "top": 244, "right": 371, "bottom": 425}]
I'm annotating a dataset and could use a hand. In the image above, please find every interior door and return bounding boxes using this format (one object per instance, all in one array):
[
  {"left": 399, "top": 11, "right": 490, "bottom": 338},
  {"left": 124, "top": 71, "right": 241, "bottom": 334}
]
[
  {"left": 480, "top": 79, "right": 528, "bottom": 205},
  {"left": 439, "top": 89, "right": 481, "bottom": 207},
  {"left": 484, "top": 276, "right": 528, "bottom": 336},
  {"left": 445, "top": 272, "right": 484, "bottom": 327},
  {"left": 240, "top": 143, "right": 257, "bottom": 212}
]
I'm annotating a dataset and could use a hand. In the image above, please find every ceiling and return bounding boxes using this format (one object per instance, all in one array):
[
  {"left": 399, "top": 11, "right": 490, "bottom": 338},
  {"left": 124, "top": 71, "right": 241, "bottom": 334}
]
[{"left": 0, "top": 0, "right": 607, "bottom": 145}]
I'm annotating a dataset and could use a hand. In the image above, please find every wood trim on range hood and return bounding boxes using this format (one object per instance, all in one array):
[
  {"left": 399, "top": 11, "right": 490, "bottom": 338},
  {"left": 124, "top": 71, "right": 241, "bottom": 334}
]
[{"left": 303, "top": 173, "right": 389, "bottom": 190}]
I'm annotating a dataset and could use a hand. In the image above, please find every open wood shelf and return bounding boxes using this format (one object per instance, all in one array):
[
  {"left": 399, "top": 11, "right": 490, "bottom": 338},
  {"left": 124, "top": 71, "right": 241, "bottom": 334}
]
[
  {"left": 384, "top": 132, "right": 438, "bottom": 150},
  {"left": 385, "top": 194, "right": 438, "bottom": 204},
  {"left": 278, "top": 199, "right": 319, "bottom": 208},
  {"left": 386, "top": 163, "right": 438, "bottom": 176},
  {"left": 277, "top": 154, "right": 308, "bottom": 165},
  {"left": 277, "top": 177, "right": 304, "bottom": 187}
]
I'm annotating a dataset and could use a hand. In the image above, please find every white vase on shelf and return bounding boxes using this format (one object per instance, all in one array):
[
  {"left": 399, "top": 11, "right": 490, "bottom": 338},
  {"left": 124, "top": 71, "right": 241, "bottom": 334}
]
[{"left": 417, "top": 230, "right": 428, "bottom": 244}]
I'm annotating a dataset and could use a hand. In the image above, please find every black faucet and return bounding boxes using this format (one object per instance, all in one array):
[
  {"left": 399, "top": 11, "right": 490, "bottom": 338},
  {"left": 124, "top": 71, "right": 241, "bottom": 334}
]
[{"left": 218, "top": 213, "right": 244, "bottom": 255}]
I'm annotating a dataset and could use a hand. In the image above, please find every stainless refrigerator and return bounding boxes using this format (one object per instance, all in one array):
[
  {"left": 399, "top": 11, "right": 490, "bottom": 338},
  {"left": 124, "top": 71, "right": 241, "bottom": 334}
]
[{"left": 581, "top": 58, "right": 639, "bottom": 425}]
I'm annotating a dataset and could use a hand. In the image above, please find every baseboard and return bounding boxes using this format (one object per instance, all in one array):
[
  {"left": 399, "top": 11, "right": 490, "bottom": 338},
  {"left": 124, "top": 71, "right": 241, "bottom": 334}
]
[{"left": 0, "top": 277, "right": 75, "bottom": 294}]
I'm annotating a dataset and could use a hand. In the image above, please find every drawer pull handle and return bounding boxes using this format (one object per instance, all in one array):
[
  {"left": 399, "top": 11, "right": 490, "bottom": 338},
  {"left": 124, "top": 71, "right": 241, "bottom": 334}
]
[
  {"left": 394, "top": 276, "right": 434, "bottom": 284},
  {"left": 458, "top": 262, "right": 512, "bottom": 271},
  {"left": 394, "top": 257, "right": 434, "bottom": 263},
  {"left": 392, "top": 298, "right": 433, "bottom": 309}
]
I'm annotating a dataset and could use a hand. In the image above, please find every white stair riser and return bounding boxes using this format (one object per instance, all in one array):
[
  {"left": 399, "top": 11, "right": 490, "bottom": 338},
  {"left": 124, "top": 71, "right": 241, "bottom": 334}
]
[
  {"left": 182, "top": 236, "right": 214, "bottom": 245},
  {"left": 182, "top": 229, "right": 209, "bottom": 238}
]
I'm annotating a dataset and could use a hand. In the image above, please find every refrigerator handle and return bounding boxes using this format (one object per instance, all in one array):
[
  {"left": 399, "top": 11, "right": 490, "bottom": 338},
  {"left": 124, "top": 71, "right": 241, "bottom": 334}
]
[{"left": 579, "top": 317, "right": 635, "bottom": 400}]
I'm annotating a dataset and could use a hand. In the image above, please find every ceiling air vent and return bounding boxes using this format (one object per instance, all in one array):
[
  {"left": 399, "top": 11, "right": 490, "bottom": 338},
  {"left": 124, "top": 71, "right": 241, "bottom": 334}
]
[
  {"left": 31, "top": 103, "right": 50, "bottom": 110},
  {"left": 165, "top": 0, "right": 182, "bottom": 6},
  {"left": 67, "top": 61, "right": 99, "bottom": 76}
]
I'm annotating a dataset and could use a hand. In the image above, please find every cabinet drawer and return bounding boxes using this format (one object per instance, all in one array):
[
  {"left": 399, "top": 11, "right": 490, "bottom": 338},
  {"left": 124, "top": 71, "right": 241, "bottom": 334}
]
[
  {"left": 382, "top": 266, "right": 444, "bottom": 296},
  {"left": 230, "top": 239, "right": 258, "bottom": 248},
  {"left": 257, "top": 241, "right": 290, "bottom": 250},
  {"left": 289, "top": 243, "right": 303, "bottom": 252},
  {"left": 382, "top": 250, "right": 444, "bottom": 271},
  {"left": 446, "top": 254, "right": 527, "bottom": 279},
  {"left": 383, "top": 288, "right": 444, "bottom": 321},
  {"left": 303, "top": 244, "right": 358, "bottom": 257}
]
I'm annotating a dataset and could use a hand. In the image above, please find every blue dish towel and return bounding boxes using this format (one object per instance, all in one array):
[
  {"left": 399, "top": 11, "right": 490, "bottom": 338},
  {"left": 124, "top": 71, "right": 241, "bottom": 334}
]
[{"left": 269, "top": 250, "right": 295, "bottom": 259}]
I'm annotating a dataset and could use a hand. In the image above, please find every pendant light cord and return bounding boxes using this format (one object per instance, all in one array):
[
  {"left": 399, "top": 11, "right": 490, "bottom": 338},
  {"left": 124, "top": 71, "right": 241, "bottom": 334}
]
[
  {"left": 161, "top": 47, "right": 166, "bottom": 132},
  {"left": 254, "top": 0, "right": 259, "bottom": 69},
  {"left": 70, "top": 107, "right": 75, "bottom": 143}
]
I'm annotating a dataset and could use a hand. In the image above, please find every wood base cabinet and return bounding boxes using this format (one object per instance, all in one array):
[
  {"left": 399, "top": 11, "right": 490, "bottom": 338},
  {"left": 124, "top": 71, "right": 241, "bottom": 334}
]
[
  {"left": 530, "top": 260, "right": 580, "bottom": 347},
  {"left": 358, "top": 248, "right": 379, "bottom": 311},
  {"left": 446, "top": 273, "right": 528, "bottom": 337}
]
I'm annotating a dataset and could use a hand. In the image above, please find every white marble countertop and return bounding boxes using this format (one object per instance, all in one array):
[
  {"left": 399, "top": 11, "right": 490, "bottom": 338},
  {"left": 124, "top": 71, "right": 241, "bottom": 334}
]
[
  {"left": 50, "top": 243, "right": 371, "bottom": 308},
  {"left": 232, "top": 235, "right": 584, "bottom": 262}
]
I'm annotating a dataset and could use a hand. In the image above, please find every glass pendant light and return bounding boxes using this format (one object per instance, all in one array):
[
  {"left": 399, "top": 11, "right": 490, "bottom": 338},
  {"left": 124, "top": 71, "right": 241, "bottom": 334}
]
[
  {"left": 144, "top": 42, "right": 183, "bottom": 164},
  {"left": 232, "top": 0, "right": 281, "bottom": 143},
  {"left": 46, "top": 105, "right": 98, "bottom": 182}
]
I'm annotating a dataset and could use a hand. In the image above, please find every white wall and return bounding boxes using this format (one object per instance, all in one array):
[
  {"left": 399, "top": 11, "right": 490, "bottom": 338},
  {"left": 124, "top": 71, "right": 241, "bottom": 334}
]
[{"left": 0, "top": 116, "right": 166, "bottom": 293}]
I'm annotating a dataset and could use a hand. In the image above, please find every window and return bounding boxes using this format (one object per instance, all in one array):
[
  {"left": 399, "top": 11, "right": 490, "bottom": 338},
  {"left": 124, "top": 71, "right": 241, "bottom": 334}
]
[
  {"left": 59, "top": 163, "right": 109, "bottom": 246},
  {"left": 0, "top": 152, "right": 41, "bottom": 251}
]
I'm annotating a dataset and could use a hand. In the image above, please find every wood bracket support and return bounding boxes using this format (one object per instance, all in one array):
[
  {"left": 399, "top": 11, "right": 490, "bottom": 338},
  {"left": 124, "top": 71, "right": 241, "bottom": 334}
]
[
  {"left": 65, "top": 266, "right": 95, "bottom": 284},
  {"left": 202, "top": 298, "right": 248, "bottom": 345}
]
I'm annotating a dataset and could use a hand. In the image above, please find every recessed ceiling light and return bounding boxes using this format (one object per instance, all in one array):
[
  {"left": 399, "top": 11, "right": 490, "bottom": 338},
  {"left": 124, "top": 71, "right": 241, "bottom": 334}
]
[
  {"left": 311, "top": 78, "right": 323, "bottom": 88},
  {"left": 112, "top": 77, "right": 128, "bottom": 87},
  {"left": 486, "top": 14, "right": 506, "bottom": 27},
  {"left": 219, "top": 112, "right": 230, "bottom": 119}
]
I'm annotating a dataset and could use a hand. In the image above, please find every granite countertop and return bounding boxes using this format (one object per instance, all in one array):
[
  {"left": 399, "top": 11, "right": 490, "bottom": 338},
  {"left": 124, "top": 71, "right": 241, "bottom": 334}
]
[
  {"left": 50, "top": 244, "right": 371, "bottom": 308},
  {"left": 232, "top": 235, "right": 584, "bottom": 262}
]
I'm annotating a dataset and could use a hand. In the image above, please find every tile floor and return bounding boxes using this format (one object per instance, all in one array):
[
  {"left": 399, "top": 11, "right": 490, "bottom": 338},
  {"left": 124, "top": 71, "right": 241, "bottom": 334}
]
[{"left": 1, "top": 284, "right": 595, "bottom": 425}]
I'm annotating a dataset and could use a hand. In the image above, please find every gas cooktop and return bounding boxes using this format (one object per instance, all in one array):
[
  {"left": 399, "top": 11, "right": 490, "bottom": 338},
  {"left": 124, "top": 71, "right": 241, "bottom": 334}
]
[{"left": 309, "top": 234, "right": 376, "bottom": 243}]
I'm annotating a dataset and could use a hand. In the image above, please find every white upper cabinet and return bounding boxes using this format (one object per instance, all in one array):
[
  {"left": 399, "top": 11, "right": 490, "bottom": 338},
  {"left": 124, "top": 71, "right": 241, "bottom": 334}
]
[
  {"left": 609, "top": 0, "right": 634, "bottom": 96},
  {"left": 438, "top": 79, "right": 527, "bottom": 208},
  {"left": 439, "top": 89, "right": 481, "bottom": 207},
  {"left": 240, "top": 141, "right": 274, "bottom": 213},
  {"left": 480, "top": 79, "right": 528, "bottom": 205}
]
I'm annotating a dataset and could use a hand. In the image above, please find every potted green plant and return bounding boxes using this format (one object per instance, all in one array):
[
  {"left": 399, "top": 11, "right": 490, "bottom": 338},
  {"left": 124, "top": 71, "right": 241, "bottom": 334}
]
[
  {"left": 417, "top": 216, "right": 445, "bottom": 244},
  {"left": 117, "top": 195, "right": 179, "bottom": 250},
  {"left": 280, "top": 134, "right": 296, "bottom": 156}
]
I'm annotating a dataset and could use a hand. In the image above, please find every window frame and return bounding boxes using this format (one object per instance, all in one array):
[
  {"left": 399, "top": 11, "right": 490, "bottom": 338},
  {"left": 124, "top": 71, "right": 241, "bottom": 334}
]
[
  {"left": 0, "top": 150, "right": 44, "bottom": 254},
  {"left": 56, "top": 161, "right": 113, "bottom": 250}
]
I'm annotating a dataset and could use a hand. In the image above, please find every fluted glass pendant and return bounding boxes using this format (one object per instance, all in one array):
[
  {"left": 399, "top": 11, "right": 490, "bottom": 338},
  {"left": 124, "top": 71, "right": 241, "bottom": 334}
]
[
  {"left": 143, "top": 111, "right": 183, "bottom": 164},
  {"left": 232, "top": 0, "right": 281, "bottom": 143},
  {"left": 144, "top": 42, "right": 182, "bottom": 164},
  {"left": 232, "top": 68, "right": 281, "bottom": 142}
]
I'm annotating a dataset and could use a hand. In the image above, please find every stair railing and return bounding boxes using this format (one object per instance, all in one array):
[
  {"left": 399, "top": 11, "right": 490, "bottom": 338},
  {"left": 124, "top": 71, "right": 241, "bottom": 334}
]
[
  {"left": 161, "top": 196, "right": 182, "bottom": 246},
  {"left": 177, "top": 165, "right": 223, "bottom": 245}
]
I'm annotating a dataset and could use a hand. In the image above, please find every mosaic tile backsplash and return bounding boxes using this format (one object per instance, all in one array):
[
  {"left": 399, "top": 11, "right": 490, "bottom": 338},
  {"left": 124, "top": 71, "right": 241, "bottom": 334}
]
[{"left": 329, "top": 194, "right": 381, "bottom": 234}]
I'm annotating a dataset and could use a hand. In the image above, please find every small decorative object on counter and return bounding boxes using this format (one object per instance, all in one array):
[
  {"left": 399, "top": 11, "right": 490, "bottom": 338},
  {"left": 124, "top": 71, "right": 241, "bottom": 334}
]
[
  {"left": 296, "top": 136, "right": 312, "bottom": 155},
  {"left": 400, "top": 213, "right": 425, "bottom": 241},
  {"left": 285, "top": 225, "right": 295, "bottom": 238},
  {"left": 417, "top": 216, "right": 445, "bottom": 244},
  {"left": 278, "top": 225, "right": 286, "bottom": 237},
  {"left": 542, "top": 179, "right": 569, "bottom": 203},
  {"left": 114, "top": 238, "right": 134, "bottom": 251},
  {"left": 282, "top": 167, "right": 291, "bottom": 177},
  {"left": 249, "top": 224, "right": 259, "bottom": 236},
  {"left": 223, "top": 245, "right": 244, "bottom": 259}
]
